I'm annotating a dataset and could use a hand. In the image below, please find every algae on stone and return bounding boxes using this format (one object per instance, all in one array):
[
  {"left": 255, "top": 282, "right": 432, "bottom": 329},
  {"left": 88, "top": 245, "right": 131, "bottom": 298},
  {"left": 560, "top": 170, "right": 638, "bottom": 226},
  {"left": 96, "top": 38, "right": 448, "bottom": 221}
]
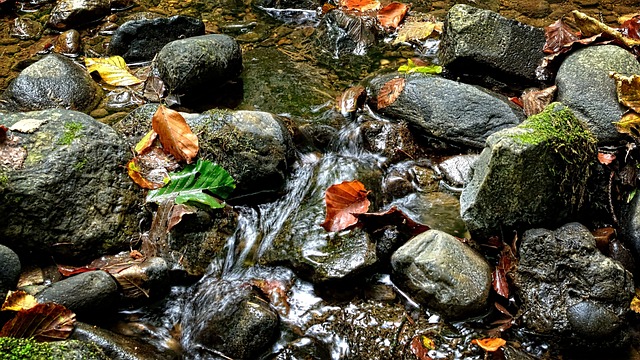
[{"left": 0, "top": 337, "right": 108, "bottom": 360}]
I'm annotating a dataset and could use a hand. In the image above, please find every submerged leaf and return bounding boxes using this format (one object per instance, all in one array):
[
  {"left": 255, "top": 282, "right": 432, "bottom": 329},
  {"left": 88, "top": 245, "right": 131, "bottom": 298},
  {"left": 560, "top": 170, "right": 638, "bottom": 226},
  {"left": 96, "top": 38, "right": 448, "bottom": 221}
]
[
  {"left": 85, "top": 56, "right": 143, "bottom": 86},
  {"left": 377, "top": 2, "right": 408, "bottom": 29},
  {"left": 410, "top": 335, "right": 434, "bottom": 360},
  {"left": 147, "top": 159, "right": 236, "bottom": 210},
  {"left": 321, "top": 180, "right": 371, "bottom": 232},
  {"left": 0, "top": 303, "right": 75, "bottom": 341},
  {"left": 2, "top": 290, "right": 38, "bottom": 312},
  {"left": 377, "top": 77, "right": 405, "bottom": 109},
  {"left": 152, "top": 105, "right": 199, "bottom": 164},
  {"left": 610, "top": 72, "right": 640, "bottom": 113},
  {"left": 472, "top": 337, "right": 506, "bottom": 352}
]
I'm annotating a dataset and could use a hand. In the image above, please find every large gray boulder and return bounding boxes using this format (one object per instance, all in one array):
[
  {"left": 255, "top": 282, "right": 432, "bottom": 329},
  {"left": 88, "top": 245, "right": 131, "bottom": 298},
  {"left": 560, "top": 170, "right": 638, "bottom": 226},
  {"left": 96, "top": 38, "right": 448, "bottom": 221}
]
[
  {"left": 368, "top": 73, "right": 524, "bottom": 148},
  {"left": 155, "top": 34, "right": 242, "bottom": 99},
  {"left": 556, "top": 45, "right": 640, "bottom": 144},
  {"left": 460, "top": 103, "right": 596, "bottom": 237},
  {"left": 391, "top": 229, "right": 492, "bottom": 319},
  {"left": 438, "top": 4, "right": 546, "bottom": 84},
  {"left": 0, "top": 54, "right": 102, "bottom": 113},
  {"left": 512, "top": 223, "right": 634, "bottom": 347},
  {"left": 0, "top": 109, "right": 142, "bottom": 262},
  {"left": 107, "top": 15, "right": 205, "bottom": 62}
]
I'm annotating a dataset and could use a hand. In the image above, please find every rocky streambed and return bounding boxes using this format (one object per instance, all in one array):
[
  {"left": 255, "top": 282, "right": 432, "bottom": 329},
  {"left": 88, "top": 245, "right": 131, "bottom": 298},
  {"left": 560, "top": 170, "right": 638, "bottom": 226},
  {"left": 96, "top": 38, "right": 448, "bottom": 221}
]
[{"left": 2, "top": 0, "right": 640, "bottom": 359}]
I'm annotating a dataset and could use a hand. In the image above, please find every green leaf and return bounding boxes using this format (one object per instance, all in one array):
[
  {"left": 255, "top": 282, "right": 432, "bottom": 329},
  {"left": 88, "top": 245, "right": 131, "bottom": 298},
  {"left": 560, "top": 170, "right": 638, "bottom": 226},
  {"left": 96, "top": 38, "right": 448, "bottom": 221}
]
[
  {"left": 146, "top": 159, "right": 235, "bottom": 209},
  {"left": 397, "top": 59, "right": 442, "bottom": 74}
]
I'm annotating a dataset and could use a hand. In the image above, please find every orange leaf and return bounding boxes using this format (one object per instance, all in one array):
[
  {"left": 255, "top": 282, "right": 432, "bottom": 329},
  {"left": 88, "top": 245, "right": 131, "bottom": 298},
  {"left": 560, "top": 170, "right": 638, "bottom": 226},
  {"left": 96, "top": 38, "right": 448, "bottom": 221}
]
[
  {"left": 472, "top": 338, "right": 506, "bottom": 352},
  {"left": 0, "top": 303, "right": 76, "bottom": 341},
  {"left": 127, "top": 147, "right": 180, "bottom": 189},
  {"left": 410, "top": 335, "right": 434, "bottom": 360},
  {"left": 339, "top": 0, "right": 380, "bottom": 12},
  {"left": 337, "top": 85, "right": 366, "bottom": 117},
  {"left": 127, "top": 157, "right": 165, "bottom": 190},
  {"left": 57, "top": 264, "right": 98, "bottom": 277},
  {"left": 321, "top": 180, "right": 371, "bottom": 232},
  {"left": 152, "top": 105, "right": 199, "bottom": 163},
  {"left": 597, "top": 152, "right": 616, "bottom": 165},
  {"left": 377, "top": 77, "right": 405, "bottom": 109},
  {"left": 134, "top": 129, "right": 158, "bottom": 155},
  {"left": 377, "top": 2, "right": 409, "bottom": 29},
  {"left": 2, "top": 290, "right": 38, "bottom": 312}
]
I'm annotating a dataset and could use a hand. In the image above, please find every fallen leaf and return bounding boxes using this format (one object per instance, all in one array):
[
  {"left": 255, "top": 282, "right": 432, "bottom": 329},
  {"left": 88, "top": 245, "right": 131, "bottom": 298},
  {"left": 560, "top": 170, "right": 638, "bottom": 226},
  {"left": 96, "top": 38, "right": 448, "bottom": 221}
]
[
  {"left": 167, "top": 203, "right": 198, "bottom": 232},
  {"left": 410, "top": 335, "right": 434, "bottom": 360},
  {"left": 377, "top": 2, "right": 408, "bottom": 29},
  {"left": 620, "top": 15, "right": 640, "bottom": 39},
  {"left": 339, "top": 0, "right": 380, "bottom": 12},
  {"left": 492, "top": 244, "right": 516, "bottom": 299},
  {"left": 0, "top": 303, "right": 75, "bottom": 341},
  {"left": 152, "top": 105, "right": 199, "bottom": 164},
  {"left": 57, "top": 264, "right": 98, "bottom": 277},
  {"left": 472, "top": 337, "right": 506, "bottom": 352},
  {"left": 250, "top": 279, "right": 291, "bottom": 316},
  {"left": 614, "top": 111, "right": 640, "bottom": 139},
  {"left": 377, "top": 77, "right": 405, "bottom": 109},
  {"left": 130, "top": 250, "right": 144, "bottom": 259},
  {"left": 509, "top": 97, "right": 523, "bottom": 108},
  {"left": 397, "top": 58, "right": 442, "bottom": 74},
  {"left": 2, "top": 290, "right": 38, "bottom": 312},
  {"left": 631, "top": 289, "right": 640, "bottom": 313},
  {"left": 337, "top": 85, "right": 366, "bottom": 117},
  {"left": 0, "top": 134, "right": 27, "bottom": 170},
  {"left": 573, "top": 10, "right": 640, "bottom": 48},
  {"left": 9, "top": 119, "right": 47, "bottom": 133},
  {"left": 610, "top": 72, "right": 640, "bottom": 113},
  {"left": 321, "top": 180, "right": 371, "bottom": 232},
  {"left": 357, "top": 206, "right": 430, "bottom": 236},
  {"left": 143, "top": 72, "right": 166, "bottom": 102},
  {"left": 393, "top": 18, "right": 441, "bottom": 44},
  {"left": 598, "top": 152, "right": 616, "bottom": 165},
  {"left": 321, "top": 3, "right": 337, "bottom": 13},
  {"left": 127, "top": 147, "right": 179, "bottom": 190},
  {"left": 592, "top": 227, "right": 616, "bottom": 252},
  {"left": 543, "top": 19, "right": 580, "bottom": 54},
  {"left": 522, "top": 86, "right": 557, "bottom": 117},
  {"left": 134, "top": 129, "right": 158, "bottom": 155},
  {"left": 85, "top": 56, "right": 143, "bottom": 86},
  {"left": 0, "top": 125, "right": 6, "bottom": 143}
]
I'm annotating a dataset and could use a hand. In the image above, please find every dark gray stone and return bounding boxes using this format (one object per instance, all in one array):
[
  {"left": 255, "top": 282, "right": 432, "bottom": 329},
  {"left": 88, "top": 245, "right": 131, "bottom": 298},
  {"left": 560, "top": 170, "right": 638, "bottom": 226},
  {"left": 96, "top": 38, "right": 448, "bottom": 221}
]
[
  {"left": 619, "top": 191, "right": 640, "bottom": 265},
  {"left": 107, "top": 15, "right": 205, "bottom": 62},
  {"left": 391, "top": 229, "right": 491, "bottom": 318},
  {"left": 47, "top": 0, "right": 110, "bottom": 30},
  {"left": 155, "top": 34, "right": 242, "bottom": 98},
  {"left": 438, "top": 4, "right": 546, "bottom": 84},
  {"left": 0, "top": 54, "right": 103, "bottom": 113},
  {"left": 0, "top": 245, "right": 20, "bottom": 299},
  {"left": 556, "top": 45, "right": 640, "bottom": 144},
  {"left": 0, "top": 109, "right": 142, "bottom": 262},
  {"left": 182, "top": 279, "right": 279, "bottom": 360},
  {"left": 368, "top": 73, "right": 524, "bottom": 148},
  {"left": 460, "top": 103, "right": 596, "bottom": 237},
  {"left": 512, "top": 223, "right": 634, "bottom": 346},
  {"left": 36, "top": 271, "right": 119, "bottom": 319}
]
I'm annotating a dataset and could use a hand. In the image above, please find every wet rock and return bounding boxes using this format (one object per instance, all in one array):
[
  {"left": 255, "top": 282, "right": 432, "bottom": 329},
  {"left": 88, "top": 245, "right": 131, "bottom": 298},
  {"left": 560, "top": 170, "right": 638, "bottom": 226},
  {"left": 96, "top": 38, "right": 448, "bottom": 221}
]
[
  {"left": 0, "top": 109, "right": 142, "bottom": 262},
  {"left": 0, "top": 245, "right": 21, "bottom": 299},
  {"left": 261, "top": 155, "right": 382, "bottom": 283},
  {"left": 460, "top": 103, "right": 596, "bottom": 237},
  {"left": 316, "top": 9, "right": 378, "bottom": 57},
  {"left": 72, "top": 322, "right": 176, "bottom": 360},
  {"left": 382, "top": 161, "right": 438, "bottom": 200},
  {"left": 182, "top": 279, "right": 279, "bottom": 360},
  {"left": 619, "top": 191, "right": 640, "bottom": 265},
  {"left": 438, "top": 4, "right": 546, "bottom": 84},
  {"left": 436, "top": 154, "right": 478, "bottom": 188},
  {"left": 0, "top": 54, "right": 102, "bottom": 113},
  {"left": 391, "top": 229, "right": 491, "bottom": 318},
  {"left": 48, "top": 0, "right": 111, "bottom": 30},
  {"left": 107, "top": 15, "right": 205, "bottom": 62},
  {"left": 11, "top": 17, "right": 43, "bottom": 40},
  {"left": 0, "top": 337, "right": 108, "bottom": 359},
  {"left": 367, "top": 73, "right": 523, "bottom": 148},
  {"left": 53, "top": 29, "right": 81, "bottom": 56},
  {"left": 155, "top": 34, "right": 242, "bottom": 100},
  {"left": 512, "top": 222, "right": 634, "bottom": 346},
  {"left": 36, "top": 271, "right": 119, "bottom": 319},
  {"left": 359, "top": 118, "right": 424, "bottom": 163},
  {"left": 273, "top": 337, "right": 332, "bottom": 360},
  {"left": 556, "top": 45, "right": 640, "bottom": 144},
  {"left": 255, "top": 0, "right": 319, "bottom": 10}
]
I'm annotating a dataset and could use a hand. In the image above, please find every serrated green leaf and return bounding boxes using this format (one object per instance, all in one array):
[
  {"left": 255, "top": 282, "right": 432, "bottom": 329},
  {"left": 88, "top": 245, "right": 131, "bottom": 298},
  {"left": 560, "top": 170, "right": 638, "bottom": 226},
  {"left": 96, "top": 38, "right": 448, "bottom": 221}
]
[
  {"left": 398, "top": 59, "right": 442, "bottom": 74},
  {"left": 146, "top": 159, "right": 235, "bottom": 209}
]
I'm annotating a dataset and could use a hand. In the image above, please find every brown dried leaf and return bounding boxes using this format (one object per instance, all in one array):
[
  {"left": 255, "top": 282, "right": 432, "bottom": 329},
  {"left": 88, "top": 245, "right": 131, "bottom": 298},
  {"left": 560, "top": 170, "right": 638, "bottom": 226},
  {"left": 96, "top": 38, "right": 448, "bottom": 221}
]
[
  {"left": 250, "top": 279, "right": 291, "bottom": 316},
  {"left": 152, "top": 105, "right": 199, "bottom": 164},
  {"left": 592, "top": 227, "right": 616, "bottom": 252},
  {"left": 167, "top": 203, "right": 198, "bottom": 232},
  {"left": 377, "top": 2, "right": 409, "bottom": 29},
  {"left": 377, "top": 77, "right": 405, "bottom": 109},
  {"left": 339, "top": 0, "right": 380, "bottom": 12},
  {"left": 143, "top": 72, "right": 166, "bottom": 102},
  {"left": 410, "top": 335, "right": 434, "bottom": 360},
  {"left": 357, "top": 206, "right": 429, "bottom": 236},
  {"left": 492, "top": 244, "right": 516, "bottom": 299},
  {"left": 472, "top": 338, "right": 506, "bottom": 352},
  {"left": 620, "top": 15, "right": 640, "bottom": 39},
  {"left": 0, "top": 303, "right": 76, "bottom": 341},
  {"left": 2, "top": 290, "right": 38, "bottom": 312},
  {"left": 522, "top": 85, "right": 557, "bottom": 117},
  {"left": 614, "top": 111, "right": 640, "bottom": 139},
  {"left": 572, "top": 10, "right": 640, "bottom": 48},
  {"left": 611, "top": 72, "right": 640, "bottom": 113},
  {"left": 598, "top": 152, "right": 616, "bottom": 165},
  {"left": 337, "top": 85, "right": 366, "bottom": 117},
  {"left": 127, "top": 147, "right": 179, "bottom": 189},
  {"left": 543, "top": 19, "right": 580, "bottom": 54},
  {"left": 393, "top": 19, "right": 441, "bottom": 44},
  {"left": 0, "top": 135, "right": 27, "bottom": 170},
  {"left": 0, "top": 125, "right": 6, "bottom": 143},
  {"left": 321, "top": 180, "right": 371, "bottom": 232},
  {"left": 9, "top": 119, "right": 47, "bottom": 133}
]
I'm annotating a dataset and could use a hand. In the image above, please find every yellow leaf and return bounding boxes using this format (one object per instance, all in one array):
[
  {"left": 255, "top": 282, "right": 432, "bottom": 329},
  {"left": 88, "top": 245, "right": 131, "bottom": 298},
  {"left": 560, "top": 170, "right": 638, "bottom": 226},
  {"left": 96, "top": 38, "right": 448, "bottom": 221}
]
[
  {"left": 572, "top": 10, "right": 640, "bottom": 48},
  {"left": 614, "top": 111, "right": 640, "bottom": 139},
  {"left": 2, "top": 290, "right": 38, "bottom": 312},
  {"left": 393, "top": 19, "right": 441, "bottom": 44},
  {"left": 631, "top": 289, "right": 640, "bottom": 313},
  {"left": 610, "top": 72, "right": 640, "bottom": 113},
  {"left": 85, "top": 56, "right": 143, "bottom": 86},
  {"left": 135, "top": 129, "right": 158, "bottom": 155},
  {"left": 472, "top": 337, "right": 506, "bottom": 352}
]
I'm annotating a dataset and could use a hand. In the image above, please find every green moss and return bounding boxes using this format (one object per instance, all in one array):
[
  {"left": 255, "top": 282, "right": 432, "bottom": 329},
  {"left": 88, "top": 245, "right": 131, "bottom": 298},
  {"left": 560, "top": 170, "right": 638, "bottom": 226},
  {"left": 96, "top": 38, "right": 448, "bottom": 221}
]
[
  {"left": 0, "top": 337, "right": 52, "bottom": 360},
  {"left": 0, "top": 172, "right": 8, "bottom": 188},
  {"left": 57, "top": 122, "right": 83, "bottom": 145},
  {"left": 74, "top": 158, "right": 88, "bottom": 171}
]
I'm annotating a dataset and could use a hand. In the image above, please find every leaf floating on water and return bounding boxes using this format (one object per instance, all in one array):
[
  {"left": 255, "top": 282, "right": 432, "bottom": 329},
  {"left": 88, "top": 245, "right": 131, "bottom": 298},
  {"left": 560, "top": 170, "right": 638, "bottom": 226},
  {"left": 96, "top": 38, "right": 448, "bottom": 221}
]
[
  {"left": 2, "top": 290, "right": 38, "bottom": 312},
  {"left": 614, "top": 111, "right": 640, "bottom": 140},
  {"left": 610, "top": 72, "right": 640, "bottom": 113},
  {"left": 152, "top": 105, "right": 199, "bottom": 164},
  {"left": 543, "top": 19, "right": 580, "bottom": 54},
  {"left": 377, "top": 77, "right": 405, "bottom": 109},
  {"left": 377, "top": 2, "right": 409, "bottom": 29},
  {"left": 397, "top": 58, "right": 442, "bottom": 74},
  {"left": 0, "top": 303, "right": 76, "bottom": 341},
  {"left": 357, "top": 206, "right": 429, "bottom": 236},
  {"left": 522, "top": 85, "right": 557, "bottom": 117},
  {"left": 85, "top": 56, "right": 143, "bottom": 86},
  {"left": 472, "top": 337, "right": 506, "bottom": 352},
  {"left": 337, "top": 85, "right": 366, "bottom": 117},
  {"left": 147, "top": 159, "right": 236, "bottom": 210},
  {"left": 321, "top": 180, "right": 371, "bottom": 232},
  {"left": 339, "top": 0, "right": 380, "bottom": 12}
]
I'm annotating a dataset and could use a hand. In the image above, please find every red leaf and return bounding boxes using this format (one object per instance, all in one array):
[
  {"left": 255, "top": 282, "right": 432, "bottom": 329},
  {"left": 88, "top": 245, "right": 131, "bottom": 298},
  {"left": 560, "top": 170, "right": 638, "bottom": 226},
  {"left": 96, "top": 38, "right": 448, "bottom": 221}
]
[
  {"left": 0, "top": 303, "right": 76, "bottom": 341},
  {"left": 492, "top": 245, "right": 516, "bottom": 299},
  {"left": 57, "top": 264, "right": 98, "bottom": 277},
  {"left": 152, "top": 105, "right": 199, "bottom": 164},
  {"left": 598, "top": 152, "right": 616, "bottom": 165},
  {"left": 377, "top": 2, "right": 409, "bottom": 29},
  {"left": 620, "top": 15, "right": 640, "bottom": 39},
  {"left": 321, "top": 180, "right": 371, "bottom": 232},
  {"left": 357, "top": 206, "right": 429, "bottom": 236},
  {"left": 410, "top": 335, "right": 434, "bottom": 360},
  {"left": 508, "top": 97, "right": 523, "bottom": 108},
  {"left": 0, "top": 125, "right": 7, "bottom": 143},
  {"left": 377, "top": 77, "right": 405, "bottom": 109},
  {"left": 543, "top": 19, "right": 580, "bottom": 54}
]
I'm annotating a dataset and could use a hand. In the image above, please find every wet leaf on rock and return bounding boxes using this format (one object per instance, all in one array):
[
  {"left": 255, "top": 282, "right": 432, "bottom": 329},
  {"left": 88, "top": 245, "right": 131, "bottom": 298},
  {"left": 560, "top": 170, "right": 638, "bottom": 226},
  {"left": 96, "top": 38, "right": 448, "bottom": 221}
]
[
  {"left": 250, "top": 279, "right": 291, "bottom": 316},
  {"left": 522, "top": 85, "right": 556, "bottom": 117},
  {"left": 57, "top": 264, "right": 98, "bottom": 277},
  {"left": 397, "top": 58, "right": 442, "bottom": 74},
  {"left": 321, "top": 180, "right": 371, "bottom": 232},
  {"left": 410, "top": 335, "right": 434, "bottom": 360},
  {"left": 592, "top": 227, "right": 616, "bottom": 252},
  {"left": 85, "top": 56, "right": 143, "bottom": 86},
  {"left": 357, "top": 206, "right": 429, "bottom": 236},
  {"left": 167, "top": 203, "right": 198, "bottom": 232},
  {"left": 9, "top": 119, "right": 47, "bottom": 133},
  {"left": 0, "top": 303, "right": 75, "bottom": 341},
  {"left": 377, "top": 77, "right": 405, "bottom": 109},
  {"left": 339, "top": 0, "right": 380, "bottom": 12},
  {"left": 614, "top": 111, "right": 640, "bottom": 140},
  {"left": 127, "top": 147, "right": 179, "bottom": 190},
  {"left": 572, "top": 10, "right": 640, "bottom": 48},
  {"left": 493, "top": 244, "right": 516, "bottom": 299},
  {"left": 147, "top": 159, "right": 236, "bottom": 210},
  {"left": 543, "top": 19, "right": 579, "bottom": 54},
  {"left": 620, "top": 14, "right": 640, "bottom": 39},
  {"left": 152, "top": 105, "right": 199, "bottom": 164},
  {"left": 377, "top": 2, "right": 408, "bottom": 29},
  {"left": 2, "top": 290, "right": 38, "bottom": 312},
  {"left": 134, "top": 129, "right": 158, "bottom": 155},
  {"left": 337, "top": 85, "right": 366, "bottom": 117},
  {"left": 143, "top": 72, "right": 166, "bottom": 102},
  {"left": 610, "top": 72, "right": 640, "bottom": 113},
  {"left": 631, "top": 289, "right": 640, "bottom": 313},
  {"left": 472, "top": 337, "right": 506, "bottom": 352}
]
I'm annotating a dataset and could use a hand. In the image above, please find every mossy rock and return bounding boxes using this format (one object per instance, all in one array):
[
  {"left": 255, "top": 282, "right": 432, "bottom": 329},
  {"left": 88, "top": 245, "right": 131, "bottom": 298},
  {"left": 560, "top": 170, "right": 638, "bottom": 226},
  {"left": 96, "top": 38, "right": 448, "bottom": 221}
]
[{"left": 0, "top": 337, "right": 108, "bottom": 360}]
